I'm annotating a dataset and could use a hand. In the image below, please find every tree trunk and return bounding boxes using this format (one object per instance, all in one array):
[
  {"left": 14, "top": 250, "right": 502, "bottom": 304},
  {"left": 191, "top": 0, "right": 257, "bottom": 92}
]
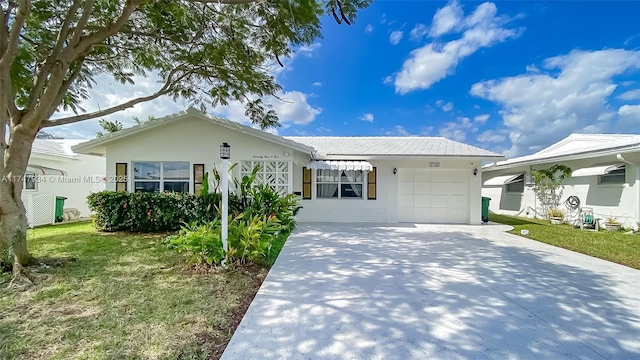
[{"left": 1, "top": 127, "right": 36, "bottom": 282}]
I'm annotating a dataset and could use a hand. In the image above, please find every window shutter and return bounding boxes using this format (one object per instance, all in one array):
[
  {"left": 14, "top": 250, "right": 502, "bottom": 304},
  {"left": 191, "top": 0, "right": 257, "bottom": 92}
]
[
  {"left": 115, "top": 163, "right": 127, "bottom": 192},
  {"left": 193, "top": 164, "right": 205, "bottom": 195},
  {"left": 367, "top": 167, "right": 377, "bottom": 200},
  {"left": 302, "top": 167, "right": 312, "bottom": 199}
]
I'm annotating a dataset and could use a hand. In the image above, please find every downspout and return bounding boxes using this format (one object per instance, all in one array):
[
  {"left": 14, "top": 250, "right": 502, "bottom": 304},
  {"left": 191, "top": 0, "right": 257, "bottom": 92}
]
[{"left": 617, "top": 154, "right": 640, "bottom": 227}]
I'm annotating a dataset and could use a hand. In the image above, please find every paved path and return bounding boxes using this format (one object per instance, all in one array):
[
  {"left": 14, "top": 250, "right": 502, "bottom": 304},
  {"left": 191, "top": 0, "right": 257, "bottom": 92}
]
[{"left": 222, "top": 223, "right": 640, "bottom": 359}]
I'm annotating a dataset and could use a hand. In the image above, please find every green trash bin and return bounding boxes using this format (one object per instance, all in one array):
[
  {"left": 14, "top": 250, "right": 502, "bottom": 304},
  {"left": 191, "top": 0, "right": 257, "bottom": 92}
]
[
  {"left": 55, "top": 196, "right": 67, "bottom": 223},
  {"left": 481, "top": 197, "right": 491, "bottom": 223}
]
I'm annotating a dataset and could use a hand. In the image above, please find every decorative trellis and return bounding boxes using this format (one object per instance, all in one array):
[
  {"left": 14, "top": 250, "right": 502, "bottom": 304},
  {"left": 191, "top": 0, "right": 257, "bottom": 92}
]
[
  {"left": 241, "top": 160, "right": 291, "bottom": 196},
  {"left": 22, "top": 193, "right": 56, "bottom": 227}
]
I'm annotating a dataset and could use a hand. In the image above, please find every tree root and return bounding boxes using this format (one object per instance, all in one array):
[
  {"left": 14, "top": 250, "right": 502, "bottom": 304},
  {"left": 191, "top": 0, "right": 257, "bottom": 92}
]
[{"left": 8, "top": 262, "right": 36, "bottom": 290}]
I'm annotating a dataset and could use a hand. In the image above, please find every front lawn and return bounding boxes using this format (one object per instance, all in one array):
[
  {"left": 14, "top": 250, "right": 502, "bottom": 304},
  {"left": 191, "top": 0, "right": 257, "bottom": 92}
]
[
  {"left": 0, "top": 222, "right": 286, "bottom": 360},
  {"left": 490, "top": 213, "right": 640, "bottom": 270}
]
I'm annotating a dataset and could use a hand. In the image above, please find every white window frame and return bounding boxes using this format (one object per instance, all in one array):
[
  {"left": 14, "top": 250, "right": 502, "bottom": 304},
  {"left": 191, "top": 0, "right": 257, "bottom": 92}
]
[
  {"left": 315, "top": 169, "right": 366, "bottom": 199},
  {"left": 598, "top": 166, "right": 626, "bottom": 185},
  {"left": 24, "top": 170, "right": 37, "bottom": 191},
  {"left": 132, "top": 161, "right": 191, "bottom": 193}
]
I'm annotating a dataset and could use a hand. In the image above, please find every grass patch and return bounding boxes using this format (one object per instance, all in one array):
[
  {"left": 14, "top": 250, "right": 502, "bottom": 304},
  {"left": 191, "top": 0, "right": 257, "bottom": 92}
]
[
  {"left": 0, "top": 221, "right": 290, "bottom": 360},
  {"left": 490, "top": 213, "right": 640, "bottom": 270}
]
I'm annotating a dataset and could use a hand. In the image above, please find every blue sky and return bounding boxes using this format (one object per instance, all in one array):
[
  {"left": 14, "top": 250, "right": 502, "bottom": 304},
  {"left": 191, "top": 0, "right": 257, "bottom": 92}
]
[{"left": 52, "top": 1, "right": 640, "bottom": 158}]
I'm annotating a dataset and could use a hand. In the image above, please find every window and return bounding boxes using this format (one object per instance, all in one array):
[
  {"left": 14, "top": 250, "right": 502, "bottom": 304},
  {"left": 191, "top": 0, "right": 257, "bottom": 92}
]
[
  {"left": 506, "top": 174, "right": 524, "bottom": 193},
  {"left": 316, "top": 169, "right": 364, "bottom": 199},
  {"left": 24, "top": 171, "right": 36, "bottom": 191},
  {"left": 133, "top": 161, "right": 189, "bottom": 193},
  {"left": 599, "top": 166, "right": 625, "bottom": 184}
]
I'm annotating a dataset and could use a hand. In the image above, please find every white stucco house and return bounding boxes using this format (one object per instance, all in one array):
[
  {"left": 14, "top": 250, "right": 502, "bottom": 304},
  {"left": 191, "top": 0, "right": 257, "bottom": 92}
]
[
  {"left": 72, "top": 108, "right": 503, "bottom": 224},
  {"left": 482, "top": 134, "right": 640, "bottom": 228},
  {"left": 24, "top": 139, "right": 106, "bottom": 226}
]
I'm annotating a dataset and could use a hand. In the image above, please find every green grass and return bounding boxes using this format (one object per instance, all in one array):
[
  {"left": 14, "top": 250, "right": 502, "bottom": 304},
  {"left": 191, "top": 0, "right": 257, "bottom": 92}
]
[
  {"left": 0, "top": 222, "right": 289, "bottom": 360},
  {"left": 490, "top": 213, "right": 640, "bottom": 269}
]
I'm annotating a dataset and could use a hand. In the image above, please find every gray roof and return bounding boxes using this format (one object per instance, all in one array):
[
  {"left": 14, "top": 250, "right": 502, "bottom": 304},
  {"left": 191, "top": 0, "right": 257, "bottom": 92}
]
[
  {"left": 485, "top": 133, "right": 640, "bottom": 170},
  {"left": 285, "top": 136, "right": 503, "bottom": 158}
]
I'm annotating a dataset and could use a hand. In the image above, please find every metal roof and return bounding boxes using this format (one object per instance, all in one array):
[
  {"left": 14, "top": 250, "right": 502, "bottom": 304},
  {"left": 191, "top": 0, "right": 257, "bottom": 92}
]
[
  {"left": 285, "top": 136, "right": 503, "bottom": 158},
  {"left": 484, "top": 134, "right": 640, "bottom": 170}
]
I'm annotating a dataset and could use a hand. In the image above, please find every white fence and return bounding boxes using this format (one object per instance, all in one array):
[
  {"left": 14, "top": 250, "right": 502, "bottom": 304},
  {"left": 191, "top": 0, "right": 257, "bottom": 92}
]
[{"left": 22, "top": 193, "right": 56, "bottom": 228}]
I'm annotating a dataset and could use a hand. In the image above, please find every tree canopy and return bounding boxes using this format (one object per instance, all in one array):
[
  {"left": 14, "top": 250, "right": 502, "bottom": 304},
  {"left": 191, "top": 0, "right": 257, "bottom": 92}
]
[{"left": 0, "top": 0, "right": 371, "bottom": 282}]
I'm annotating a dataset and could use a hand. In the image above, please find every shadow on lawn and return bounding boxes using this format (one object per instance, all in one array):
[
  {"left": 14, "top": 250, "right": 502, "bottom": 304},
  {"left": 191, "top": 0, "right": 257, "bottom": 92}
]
[{"left": 222, "top": 223, "right": 640, "bottom": 360}]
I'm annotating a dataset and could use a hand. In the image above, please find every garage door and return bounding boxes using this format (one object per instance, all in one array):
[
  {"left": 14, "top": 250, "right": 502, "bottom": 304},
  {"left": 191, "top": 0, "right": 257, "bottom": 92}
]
[{"left": 398, "top": 169, "right": 468, "bottom": 223}]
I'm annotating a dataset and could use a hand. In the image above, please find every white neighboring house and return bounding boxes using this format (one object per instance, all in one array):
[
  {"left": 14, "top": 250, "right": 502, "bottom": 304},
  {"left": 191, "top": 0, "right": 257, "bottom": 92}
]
[
  {"left": 482, "top": 134, "right": 640, "bottom": 229},
  {"left": 23, "top": 139, "right": 106, "bottom": 227},
  {"left": 72, "top": 108, "right": 504, "bottom": 225}
]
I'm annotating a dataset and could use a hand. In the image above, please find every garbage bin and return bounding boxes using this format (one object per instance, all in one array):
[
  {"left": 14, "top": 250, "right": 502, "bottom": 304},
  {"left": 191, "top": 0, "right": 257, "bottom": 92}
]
[
  {"left": 481, "top": 196, "right": 491, "bottom": 223},
  {"left": 55, "top": 196, "right": 67, "bottom": 223}
]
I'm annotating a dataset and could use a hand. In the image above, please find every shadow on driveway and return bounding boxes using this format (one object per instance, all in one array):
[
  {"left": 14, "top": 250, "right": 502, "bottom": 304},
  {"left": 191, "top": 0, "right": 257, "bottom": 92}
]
[{"left": 222, "top": 223, "right": 640, "bottom": 359}]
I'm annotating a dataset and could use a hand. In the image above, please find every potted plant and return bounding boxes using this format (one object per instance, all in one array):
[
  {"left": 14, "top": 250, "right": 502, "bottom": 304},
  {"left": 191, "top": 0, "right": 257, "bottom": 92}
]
[
  {"left": 604, "top": 216, "right": 622, "bottom": 232},
  {"left": 548, "top": 208, "right": 565, "bottom": 225}
]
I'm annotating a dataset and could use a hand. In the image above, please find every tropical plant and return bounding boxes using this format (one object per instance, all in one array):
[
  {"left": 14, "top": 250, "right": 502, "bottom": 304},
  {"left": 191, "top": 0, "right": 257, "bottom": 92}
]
[
  {"left": 548, "top": 207, "right": 565, "bottom": 218},
  {"left": 531, "top": 165, "right": 572, "bottom": 220},
  {"left": 95, "top": 119, "right": 124, "bottom": 137},
  {"left": 0, "top": 0, "right": 370, "bottom": 284},
  {"left": 166, "top": 213, "right": 282, "bottom": 267},
  {"left": 165, "top": 220, "right": 226, "bottom": 266},
  {"left": 605, "top": 215, "right": 621, "bottom": 225}
]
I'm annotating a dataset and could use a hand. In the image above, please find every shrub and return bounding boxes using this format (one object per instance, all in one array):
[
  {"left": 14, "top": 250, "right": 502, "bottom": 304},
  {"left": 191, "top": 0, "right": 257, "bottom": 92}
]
[
  {"left": 87, "top": 191, "right": 221, "bottom": 232},
  {"left": 165, "top": 213, "right": 283, "bottom": 266}
]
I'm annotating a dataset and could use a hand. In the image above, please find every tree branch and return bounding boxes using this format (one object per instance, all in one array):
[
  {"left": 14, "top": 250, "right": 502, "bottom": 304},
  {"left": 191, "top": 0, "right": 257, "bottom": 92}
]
[
  {"left": 191, "top": 0, "right": 261, "bottom": 4},
  {"left": 61, "top": 0, "right": 141, "bottom": 63},
  {"left": 0, "top": 0, "right": 29, "bottom": 65},
  {"left": 68, "top": 0, "right": 95, "bottom": 47},
  {"left": 26, "top": 0, "right": 84, "bottom": 111},
  {"left": 41, "top": 68, "right": 185, "bottom": 127}
]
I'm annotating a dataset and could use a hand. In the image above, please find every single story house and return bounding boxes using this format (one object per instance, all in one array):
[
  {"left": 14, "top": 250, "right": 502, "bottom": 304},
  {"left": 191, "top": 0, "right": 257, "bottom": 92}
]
[
  {"left": 24, "top": 139, "right": 106, "bottom": 226},
  {"left": 482, "top": 133, "right": 640, "bottom": 228},
  {"left": 72, "top": 108, "right": 503, "bottom": 224}
]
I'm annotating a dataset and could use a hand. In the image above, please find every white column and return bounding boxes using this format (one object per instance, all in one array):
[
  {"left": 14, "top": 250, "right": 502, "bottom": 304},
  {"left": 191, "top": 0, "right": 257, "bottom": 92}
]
[{"left": 221, "top": 159, "right": 229, "bottom": 264}]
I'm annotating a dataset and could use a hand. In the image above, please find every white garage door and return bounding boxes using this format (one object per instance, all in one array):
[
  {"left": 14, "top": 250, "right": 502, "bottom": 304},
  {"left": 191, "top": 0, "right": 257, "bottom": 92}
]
[{"left": 398, "top": 169, "right": 468, "bottom": 223}]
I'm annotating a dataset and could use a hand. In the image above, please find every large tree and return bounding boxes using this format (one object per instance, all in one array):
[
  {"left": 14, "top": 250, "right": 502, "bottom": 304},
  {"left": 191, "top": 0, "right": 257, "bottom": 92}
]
[{"left": 0, "top": 0, "right": 370, "bottom": 284}]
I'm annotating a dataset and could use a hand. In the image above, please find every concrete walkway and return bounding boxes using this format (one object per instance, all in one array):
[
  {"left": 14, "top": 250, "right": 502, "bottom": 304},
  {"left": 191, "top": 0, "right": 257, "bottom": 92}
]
[{"left": 222, "top": 223, "right": 640, "bottom": 359}]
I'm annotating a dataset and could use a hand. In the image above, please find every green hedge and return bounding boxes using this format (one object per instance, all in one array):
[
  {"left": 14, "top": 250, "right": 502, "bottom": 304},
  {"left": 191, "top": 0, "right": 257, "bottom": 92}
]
[{"left": 87, "top": 191, "right": 227, "bottom": 232}]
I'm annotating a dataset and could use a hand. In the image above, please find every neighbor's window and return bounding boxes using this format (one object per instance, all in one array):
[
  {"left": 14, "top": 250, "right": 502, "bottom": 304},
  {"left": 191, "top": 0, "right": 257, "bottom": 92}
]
[
  {"left": 506, "top": 174, "right": 524, "bottom": 193},
  {"left": 24, "top": 171, "right": 36, "bottom": 191},
  {"left": 133, "top": 161, "right": 189, "bottom": 193},
  {"left": 316, "top": 170, "right": 363, "bottom": 199},
  {"left": 599, "top": 166, "right": 625, "bottom": 185}
]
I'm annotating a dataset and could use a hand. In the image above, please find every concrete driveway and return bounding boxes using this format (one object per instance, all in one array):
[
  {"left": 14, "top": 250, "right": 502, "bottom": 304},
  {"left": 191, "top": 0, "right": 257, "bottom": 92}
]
[{"left": 222, "top": 223, "right": 640, "bottom": 359}]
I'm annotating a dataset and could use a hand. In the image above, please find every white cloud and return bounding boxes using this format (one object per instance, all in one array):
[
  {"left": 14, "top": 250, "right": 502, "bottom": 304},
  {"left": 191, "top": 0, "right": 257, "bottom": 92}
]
[
  {"left": 410, "top": 24, "right": 429, "bottom": 41},
  {"left": 394, "top": 2, "right": 522, "bottom": 94},
  {"left": 474, "top": 114, "right": 490, "bottom": 123},
  {"left": 429, "top": 0, "right": 464, "bottom": 37},
  {"left": 389, "top": 30, "right": 403, "bottom": 45},
  {"left": 312, "top": 82, "right": 323, "bottom": 87},
  {"left": 298, "top": 43, "right": 321, "bottom": 57},
  {"left": 618, "top": 104, "right": 640, "bottom": 130},
  {"left": 359, "top": 113, "right": 374, "bottom": 122},
  {"left": 617, "top": 89, "right": 640, "bottom": 101},
  {"left": 212, "top": 90, "right": 322, "bottom": 127},
  {"left": 476, "top": 129, "right": 506, "bottom": 143},
  {"left": 438, "top": 116, "right": 477, "bottom": 142},
  {"left": 382, "top": 76, "right": 394, "bottom": 85},
  {"left": 364, "top": 24, "right": 374, "bottom": 34},
  {"left": 436, "top": 100, "right": 454, "bottom": 112},
  {"left": 471, "top": 49, "right": 640, "bottom": 157},
  {"left": 385, "top": 125, "right": 412, "bottom": 136}
]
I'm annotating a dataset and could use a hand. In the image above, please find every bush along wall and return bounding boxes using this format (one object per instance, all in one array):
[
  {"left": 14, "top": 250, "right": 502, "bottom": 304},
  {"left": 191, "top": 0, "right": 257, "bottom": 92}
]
[{"left": 87, "top": 191, "right": 223, "bottom": 232}]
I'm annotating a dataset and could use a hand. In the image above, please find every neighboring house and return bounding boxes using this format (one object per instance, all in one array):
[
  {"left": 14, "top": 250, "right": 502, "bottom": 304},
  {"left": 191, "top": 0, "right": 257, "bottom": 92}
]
[
  {"left": 72, "top": 108, "right": 503, "bottom": 224},
  {"left": 482, "top": 134, "right": 640, "bottom": 228},
  {"left": 24, "top": 139, "right": 106, "bottom": 226}
]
